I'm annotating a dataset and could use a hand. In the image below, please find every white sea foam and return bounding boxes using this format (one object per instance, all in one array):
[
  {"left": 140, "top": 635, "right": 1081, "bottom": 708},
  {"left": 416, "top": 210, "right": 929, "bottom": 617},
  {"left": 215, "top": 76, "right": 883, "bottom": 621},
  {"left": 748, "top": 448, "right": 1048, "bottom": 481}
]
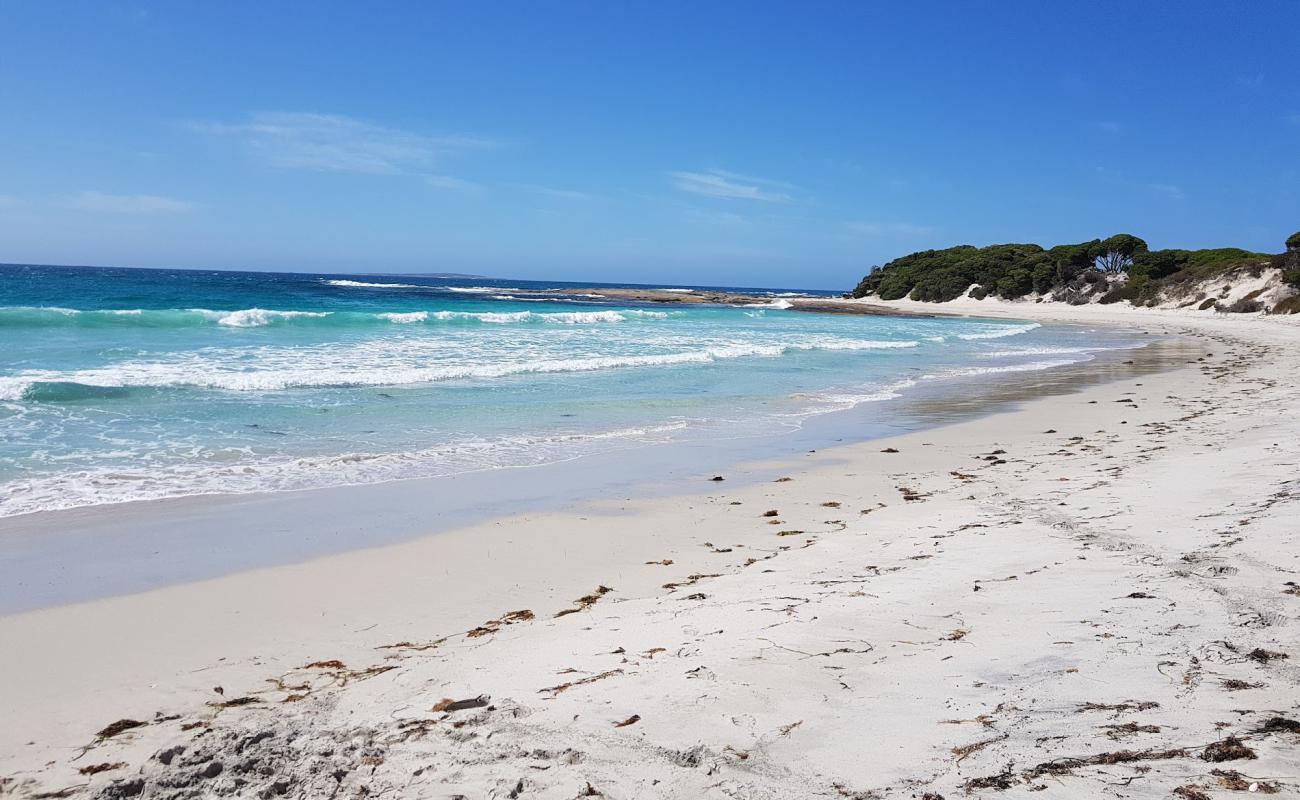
[
  {"left": 981, "top": 343, "right": 1142, "bottom": 358},
  {"left": 741, "top": 299, "right": 794, "bottom": 309},
  {"left": 201, "top": 308, "right": 333, "bottom": 327},
  {"left": 378, "top": 311, "right": 429, "bottom": 324},
  {"left": 324, "top": 279, "right": 423, "bottom": 289},
  {"left": 0, "top": 420, "right": 693, "bottom": 518},
  {"left": 954, "top": 322, "right": 1042, "bottom": 340},
  {"left": 443, "top": 286, "right": 520, "bottom": 293},
  {"left": 427, "top": 309, "right": 669, "bottom": 324},
  {"left": 0, "top": 335, "right": 920, "bottom": 398}
]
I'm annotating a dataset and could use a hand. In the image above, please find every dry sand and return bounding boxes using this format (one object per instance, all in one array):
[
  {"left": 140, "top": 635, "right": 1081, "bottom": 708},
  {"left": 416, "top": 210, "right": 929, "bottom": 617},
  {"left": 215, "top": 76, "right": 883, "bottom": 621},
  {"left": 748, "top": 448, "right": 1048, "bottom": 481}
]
[{"left": 2, "top": 305, "right": 1298, "bottom": 799}]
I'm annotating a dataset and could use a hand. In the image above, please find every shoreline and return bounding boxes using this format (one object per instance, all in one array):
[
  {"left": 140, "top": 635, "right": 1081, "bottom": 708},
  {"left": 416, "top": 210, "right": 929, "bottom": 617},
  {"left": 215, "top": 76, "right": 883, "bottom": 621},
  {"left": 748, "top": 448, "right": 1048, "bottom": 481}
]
[
  {"left": 2, "top": 307, "right": 1299, "bottom": 798},
  {"left": 1, "top": 320, "right": 1183, "bottom": 613}
]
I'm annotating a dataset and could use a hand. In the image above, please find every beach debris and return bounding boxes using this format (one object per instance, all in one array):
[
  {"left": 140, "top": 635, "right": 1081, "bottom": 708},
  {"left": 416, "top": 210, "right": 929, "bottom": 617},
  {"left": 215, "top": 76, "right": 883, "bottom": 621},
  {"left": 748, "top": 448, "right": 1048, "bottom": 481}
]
[
  {"left": 1220, "top": 679, "right": 1262, "bottom": 691},
  {"left": 540, "top": 669, "right": 623, "bottom": 696},
  {"left": 1211, "top": 769, "right": 1281, "bottom": 793},
  {"left": 774, "top": 476, "right": 793, "bottom": 482},
  {"left": 209, "top": 696, "right": 260, "bottom": 708},
  {"left": 555, "top": 588, "right": 611, "bottom": 618},
  {"left": 662, "top": 573, "right": 721, "bottom": 591},
  {"left": 578, "top": 782, "right": 604, "bottom": 796},
  {"left": 1100, "top": 722, "right": 1161, "bottom": 740},
  {"left": 821, "top": 501, "right": 841, "bottom": 508},
  {"left": 880, "top": 447, "right": 899, "bottom": 453},
  {"left": 898, "top": 487, "right": 927, "bottom": 501},
  {"left": 941, "top": 629, "right": 968, "bottom": 642},
  {"left": 1077, "top": 700, "right": 1159, "bottom": 715},
  {"left": 377, "top": 637, "right": 446, "bottom": 652},
  {"left": 467, "top": 609, "right": 535, "bottom": 637},
  {"left": 1201, "top": 736, "right": 1256, "bottom": 762},
  {"left": 1173, "top": 787, "right": 1212, "bottom": 800},
  {"left": 776, "top": 529, "right": 804, "bottom": 537},
  {"left": 1024, "top": 747, "right": 1188, "bottom": 779},
  {"left": 761, "top": 509, "right": 780, "bottom": 517},
  {"left": 303, "top": 659, "right": 347, "bottom": 669},
  {"left": 1124, "top": 591, "right": 1155, "bottom": 599},
  {"left": 645, "top": 559, "right": 674, "bottom": 565},
  {"left": 963, "top": 767, "right": 1017, "bottom": 791},
  {"left": 777, "top": 720, "right": 803, "bottom": 736},
  {"left": 95, "top": 719, "right": 147, "bottom": 740},
  {"left": 709, "top": 475, "right": 724, "bottom": 481},
  {"left": 613, "top": 714, "right": 640, "bottom": 728},
  {"left": 78, "top": 762, "right": 126, "bottom": 776},
  {"left": 431, "top": 695, "right": 489, "bottom": 713},
  {"left": 1247, "top": 647, "right": 1288, "bottom": 663},
  {"left": 1255, "top": 716, "right": 1300, "bottom": 734},
  {"left": 952, "top": 733, "right": 1006, "bottom": 762},
  {"left": 684, "top": 592, "right": 707, "bottom": 600}
]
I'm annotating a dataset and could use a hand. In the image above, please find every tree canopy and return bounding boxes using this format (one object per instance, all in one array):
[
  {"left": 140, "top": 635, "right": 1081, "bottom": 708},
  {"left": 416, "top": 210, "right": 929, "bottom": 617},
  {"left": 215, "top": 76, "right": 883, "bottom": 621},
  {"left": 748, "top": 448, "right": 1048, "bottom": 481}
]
[{"left": 851, "top": 234, "right": 1275, "bottom": 303}]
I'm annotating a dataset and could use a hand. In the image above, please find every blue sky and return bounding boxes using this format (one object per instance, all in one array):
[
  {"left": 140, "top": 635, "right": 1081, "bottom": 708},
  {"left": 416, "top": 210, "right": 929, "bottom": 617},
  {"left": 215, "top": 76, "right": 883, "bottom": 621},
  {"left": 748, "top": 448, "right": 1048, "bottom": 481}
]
[{"left": 1, "top": 1, "right": 1297, "bottom": 289}]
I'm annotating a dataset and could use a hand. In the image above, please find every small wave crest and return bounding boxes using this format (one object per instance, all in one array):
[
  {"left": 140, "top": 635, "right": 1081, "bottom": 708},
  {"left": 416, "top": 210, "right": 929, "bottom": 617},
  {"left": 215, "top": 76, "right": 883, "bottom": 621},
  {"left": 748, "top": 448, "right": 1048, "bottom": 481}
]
[
  {"left": 0, "top": 420, "right": 694, "bottom": 518},
  {"left": 0, "top": 305, "right": 675, "bottom": 329},
  {"left": 954, "top": 322, "right": 1042, "bottom": 340},
  {"left": 324, "top": 279, "right": 424, "bottom": 289},
  {"left": 1, "top": 337, "right": 922, "bottom": 398}
]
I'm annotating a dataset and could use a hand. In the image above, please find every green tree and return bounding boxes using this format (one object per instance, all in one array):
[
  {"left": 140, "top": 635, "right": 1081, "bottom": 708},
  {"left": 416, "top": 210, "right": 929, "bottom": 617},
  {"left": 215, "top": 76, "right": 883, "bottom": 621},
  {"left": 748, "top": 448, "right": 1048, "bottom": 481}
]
[
  {"left": 1287, "top": 231, "right": 1300, "bottom": 252},
  {"left": 1096, "top": 234, "right": 1148, "bottom": 273}
]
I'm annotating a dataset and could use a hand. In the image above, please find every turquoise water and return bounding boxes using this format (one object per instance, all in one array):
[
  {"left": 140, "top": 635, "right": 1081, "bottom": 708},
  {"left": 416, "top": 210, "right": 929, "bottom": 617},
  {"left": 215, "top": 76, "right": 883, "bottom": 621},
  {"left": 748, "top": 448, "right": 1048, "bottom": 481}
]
[{"left": 0, "top": 264, "right": 1145, "bottom": 518}]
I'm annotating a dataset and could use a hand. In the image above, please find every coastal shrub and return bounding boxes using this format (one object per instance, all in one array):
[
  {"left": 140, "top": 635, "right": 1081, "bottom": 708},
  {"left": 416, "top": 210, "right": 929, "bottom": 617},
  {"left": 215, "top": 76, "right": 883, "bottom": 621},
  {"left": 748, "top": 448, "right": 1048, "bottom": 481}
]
[
  {"left": 851, "top": 233, "right": 1282, "bottom": 304},
  {"left": 1276, "top": 234, "right": 1300, "bottom": 287},
  {"left": 969, "top": 285, "right": 990, "bottom": 300},
  {"left": 1272, "top": 294, "right": 1300, "bottom": 314},
  {"left": 1223, "top": 298, "right": 1263, "bottom": 313},
  {"left": 1098, "top": 284, "right": 1139, "bottom": 304},
  {"left": 1198, "top": 298, "right": 1218, "bottom": 310}
]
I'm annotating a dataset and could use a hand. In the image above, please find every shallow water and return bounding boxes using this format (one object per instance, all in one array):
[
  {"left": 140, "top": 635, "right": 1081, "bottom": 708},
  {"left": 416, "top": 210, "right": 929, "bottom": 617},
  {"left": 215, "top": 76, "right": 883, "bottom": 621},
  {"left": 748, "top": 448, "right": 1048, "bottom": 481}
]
[{"left": 0, "top": 264, "right": 1149, "bottom": 518}]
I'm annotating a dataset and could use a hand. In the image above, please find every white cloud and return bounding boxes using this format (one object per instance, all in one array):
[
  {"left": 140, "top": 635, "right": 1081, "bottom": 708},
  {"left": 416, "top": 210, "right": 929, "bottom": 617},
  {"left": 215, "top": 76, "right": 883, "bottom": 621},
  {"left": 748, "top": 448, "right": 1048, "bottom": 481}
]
[
  {"left": 669, "top": 169, "right": 792, "bottom": 202},
  {"left": 513, "top": 183, "right": 594, "bottom": 201},
  {"left": 844, "top": 221, "right": 932, "bottom": 237},
  {"left": 70, "top": 191, "right": 194, "bottom": 214},
  {"left": 426, "top": 174, "right": 484, "bottom": 193},
  {"left": 1146, "top": 182, "right": 1185, "bottom": 200},
  {"left": 195, "top": 112, "right": 496, "bottom": 174},
  {"left": 1094, "top": 167, "right": 1185, "bottom": 201},
  {"left": 687, "top": 209, "right": 748, "bottom": 227}
]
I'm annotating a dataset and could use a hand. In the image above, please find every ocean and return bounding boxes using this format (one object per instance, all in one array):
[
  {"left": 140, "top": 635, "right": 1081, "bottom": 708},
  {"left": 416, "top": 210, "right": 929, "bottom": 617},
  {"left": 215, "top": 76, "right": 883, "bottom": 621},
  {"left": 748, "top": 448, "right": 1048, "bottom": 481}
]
[{"left": 0, "top": 264, "right": 1147, "bottom": 519}]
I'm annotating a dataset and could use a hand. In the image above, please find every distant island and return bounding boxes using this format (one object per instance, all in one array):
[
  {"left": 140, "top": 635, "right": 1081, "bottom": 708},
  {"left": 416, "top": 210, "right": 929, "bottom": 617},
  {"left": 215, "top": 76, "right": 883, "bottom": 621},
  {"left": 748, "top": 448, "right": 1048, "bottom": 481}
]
[{"left": 852, "top": 230, "right": 1300, "bottom": 314}]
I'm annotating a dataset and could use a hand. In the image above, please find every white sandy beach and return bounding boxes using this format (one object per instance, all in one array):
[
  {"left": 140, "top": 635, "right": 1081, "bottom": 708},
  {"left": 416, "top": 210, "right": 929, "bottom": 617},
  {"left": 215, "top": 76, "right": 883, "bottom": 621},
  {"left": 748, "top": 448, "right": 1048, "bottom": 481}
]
[{"left": 2, "top": 304, "right": 1299, "bottom": 799}]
